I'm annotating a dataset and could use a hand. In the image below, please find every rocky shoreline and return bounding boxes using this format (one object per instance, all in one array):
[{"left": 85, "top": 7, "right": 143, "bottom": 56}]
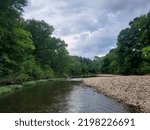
[{"left": 83, "top": 75, "right": 150, "bottom": 112}]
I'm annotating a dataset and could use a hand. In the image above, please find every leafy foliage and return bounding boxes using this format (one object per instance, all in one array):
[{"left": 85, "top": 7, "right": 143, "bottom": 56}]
[
  {"left": 0, "top": 0, "right": 67, "bottom": 83},
  {"left": 1, "top": 0, "right": 150, "bottom": 85},
  {"left": 101, "top": 12, "right": 150, "bottom": 75}
]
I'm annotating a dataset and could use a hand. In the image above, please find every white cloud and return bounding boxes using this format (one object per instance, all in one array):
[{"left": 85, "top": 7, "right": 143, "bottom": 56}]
[{"left": 23, "top": 0, "right": 150, "bottom": 58}]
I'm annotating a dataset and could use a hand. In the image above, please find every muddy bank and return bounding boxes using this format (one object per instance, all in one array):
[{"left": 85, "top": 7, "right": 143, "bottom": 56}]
[{"left": 83, "top": 75, "right": 150, "bottom": 112}]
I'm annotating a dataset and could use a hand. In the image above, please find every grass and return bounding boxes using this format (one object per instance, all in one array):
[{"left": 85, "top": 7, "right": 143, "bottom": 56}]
[
  {"left": 0, "top": 78, "right": 67, "bottom": 96},
  {"left": 23, "top": 79, "right": 49, "bottom": 86},
  {"left": 70, "top": 74, "right": 99, "bottom": 78},
  {"left": 0, "top": 85, "right": 23, "bottom": 95}
]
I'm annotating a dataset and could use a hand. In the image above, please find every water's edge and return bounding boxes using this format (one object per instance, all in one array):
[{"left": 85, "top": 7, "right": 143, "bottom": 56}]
[
  {"left": 83, "top": 83, "right": 142, "bottom": 113},
  {"left": 0, "top": 79, "right": 140, "bottom": 113}
]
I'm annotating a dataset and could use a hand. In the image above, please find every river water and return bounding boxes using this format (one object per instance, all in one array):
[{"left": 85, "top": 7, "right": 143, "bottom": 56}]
[{"left": 0, "top": 80, "right": 131, "bottom": 113}]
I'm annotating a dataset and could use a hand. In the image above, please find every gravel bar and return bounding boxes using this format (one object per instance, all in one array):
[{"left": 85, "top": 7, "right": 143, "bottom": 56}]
[{"left": 83, "top": 75, "right": 150, "bottom": 112}]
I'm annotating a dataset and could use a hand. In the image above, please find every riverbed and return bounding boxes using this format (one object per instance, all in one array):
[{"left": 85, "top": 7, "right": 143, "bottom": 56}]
[{"left": 0, "top": 80, "right": 131, "bottom": 113}]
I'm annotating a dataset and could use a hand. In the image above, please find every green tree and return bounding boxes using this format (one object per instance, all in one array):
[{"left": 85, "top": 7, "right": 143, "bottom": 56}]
[
  {"left": 25, "top": 19, "right": 54, "bottom": 65},
  {"left": 138, "top": 46, "right": 150, "bottom": 74},
  {"left": 102, "top": 12, "right": 150, "bottom": 75},
  {"left": 25, "top": 19, "right": 71, "bottom": 77},
  {"left": 68, "top": 56, "right": 82, "bottom": 76},
  {"left": 142, "top": 46, "right": 150, "bottom": 61},
  {"left": 0, "top": 0, "right": 28, "bottom": 78}
]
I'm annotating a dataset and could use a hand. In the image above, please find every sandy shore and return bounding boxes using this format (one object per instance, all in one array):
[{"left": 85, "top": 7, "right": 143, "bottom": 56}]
[{"left": 83, "top": 75, "right": 150, "bottom": 112}]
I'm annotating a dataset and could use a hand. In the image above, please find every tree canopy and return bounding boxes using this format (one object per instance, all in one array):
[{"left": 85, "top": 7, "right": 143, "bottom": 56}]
[
  {"left": 0, "top": 0, "right": 150, "bottom": 84},
  {"left": 100, "top": 12, "right": 150, "bottom": 75}
]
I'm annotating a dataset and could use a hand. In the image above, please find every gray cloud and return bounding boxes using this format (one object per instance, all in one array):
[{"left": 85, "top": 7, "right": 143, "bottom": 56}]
[{"left": 23, "top": 0, "right": 150, "bottom": 58}]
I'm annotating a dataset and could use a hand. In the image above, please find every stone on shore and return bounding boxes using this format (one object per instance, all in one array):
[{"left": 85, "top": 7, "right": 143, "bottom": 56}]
[{"left": 83, "top": 75, "right": 150, "bottom": 112}]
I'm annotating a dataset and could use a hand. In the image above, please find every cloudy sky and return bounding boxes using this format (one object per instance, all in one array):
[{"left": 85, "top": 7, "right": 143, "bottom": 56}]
[{"left": 24, "top": 0, "right": 150, "bottom": 58}]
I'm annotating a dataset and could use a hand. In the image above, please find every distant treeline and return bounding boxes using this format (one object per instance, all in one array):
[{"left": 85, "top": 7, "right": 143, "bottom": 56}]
[
  {"left": 71, "top": 12, "right": 150, "bottom": 75},
  {"left": 0, "top": 0, "right": 150, "bottom": 84}
]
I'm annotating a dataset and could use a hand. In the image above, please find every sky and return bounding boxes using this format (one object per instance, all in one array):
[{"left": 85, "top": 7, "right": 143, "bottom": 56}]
[{"left": 23, "top": 0, "right": 150, "bottom": 59}]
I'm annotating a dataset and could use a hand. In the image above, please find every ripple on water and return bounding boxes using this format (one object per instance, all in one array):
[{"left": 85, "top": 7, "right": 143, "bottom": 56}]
[{"left": 0, "top": 81, "right": 130, "bottom": 113}]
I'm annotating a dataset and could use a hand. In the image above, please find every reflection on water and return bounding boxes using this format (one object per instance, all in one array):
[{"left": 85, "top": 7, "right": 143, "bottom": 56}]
[{"left": 0, "top": 81, "right": 130, "bottom": 113}]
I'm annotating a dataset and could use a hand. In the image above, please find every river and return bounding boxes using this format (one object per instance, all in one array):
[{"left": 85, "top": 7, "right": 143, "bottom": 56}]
[{"left": 0, "top": 80, "right": 131, "bottom": 113}]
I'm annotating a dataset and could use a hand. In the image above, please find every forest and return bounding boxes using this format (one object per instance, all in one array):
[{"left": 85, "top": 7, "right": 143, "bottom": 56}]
[
  {"left": 0, "top": 0, "right": 150, "bottom": 84},
  {"left": 100, "top": 13, "right": 150, "bottom": 75}
]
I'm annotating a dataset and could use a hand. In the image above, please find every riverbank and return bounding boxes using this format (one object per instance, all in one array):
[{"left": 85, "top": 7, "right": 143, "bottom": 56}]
[
  {"left": 0, "top": 85, "right": 23, "bottom": 95},
  {"left": 0, "top": 78, "right": 77, "bottom": 96},
  {"left": 0, "top": 79, "right": 51, "bottom": 96},
  {"left": 83, "top": 75, "right": 150, "bottom": 112}
]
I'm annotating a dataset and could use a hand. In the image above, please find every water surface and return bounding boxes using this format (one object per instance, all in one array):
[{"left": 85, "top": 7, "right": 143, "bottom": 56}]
[{"left": 0, "top": 81, "right": 130, "bottom": 113}]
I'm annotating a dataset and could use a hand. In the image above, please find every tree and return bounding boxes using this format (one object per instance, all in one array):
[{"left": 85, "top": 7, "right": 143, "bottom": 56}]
[
  {"left": 68, "top": 56, "right": 82, "bottom": 76},
  {"left": 100, "top": 12, "right": 150, "bottom": 75},
  {"left": 24, "top": 19, "right": 71, "bottom": 77},
  {"left": 0, "top": 0, "right": 28, "bottom": 77},
  {"left": 25, "top": 19, "right": 54, "bottom": 65},
  {"left": 142, "top": 46, "right": 150, "bottom": 61},
  {"left": 138, "top": 46, "right": 150, "bottom": 74}
]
